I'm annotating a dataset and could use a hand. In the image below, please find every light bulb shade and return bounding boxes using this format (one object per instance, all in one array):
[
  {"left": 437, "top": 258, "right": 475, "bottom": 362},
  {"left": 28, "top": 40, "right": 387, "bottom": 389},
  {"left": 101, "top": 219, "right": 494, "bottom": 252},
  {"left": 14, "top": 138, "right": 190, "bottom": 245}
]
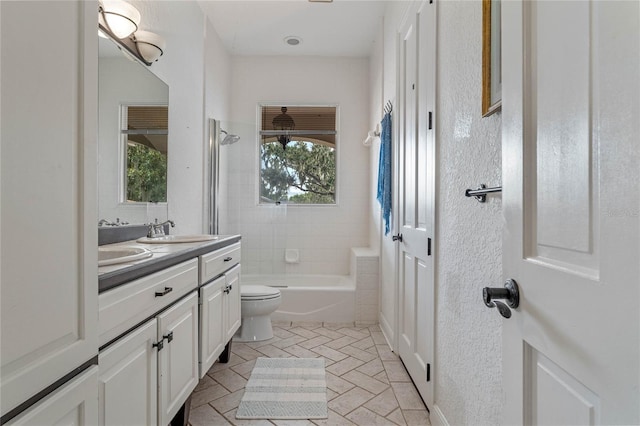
[
  {"left": 134, "top": 30, "right": 166, "bottom": 63},
  {"left": 101, "top": 0, "right": 141, "bottom": 39}
]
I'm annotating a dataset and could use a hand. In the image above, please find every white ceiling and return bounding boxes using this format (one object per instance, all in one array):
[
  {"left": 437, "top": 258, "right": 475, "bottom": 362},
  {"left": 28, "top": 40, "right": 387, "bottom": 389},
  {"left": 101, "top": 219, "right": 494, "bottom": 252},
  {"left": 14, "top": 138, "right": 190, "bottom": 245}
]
[{"left": 198, "top": 0, "right": 388, "bottom": 57}]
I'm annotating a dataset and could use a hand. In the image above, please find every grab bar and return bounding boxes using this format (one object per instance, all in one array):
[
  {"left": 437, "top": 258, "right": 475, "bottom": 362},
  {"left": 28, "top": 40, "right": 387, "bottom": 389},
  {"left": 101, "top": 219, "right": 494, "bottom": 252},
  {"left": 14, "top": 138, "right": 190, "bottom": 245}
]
[{"left": 465, "top": 184, "right": 502, "bottom": 203}]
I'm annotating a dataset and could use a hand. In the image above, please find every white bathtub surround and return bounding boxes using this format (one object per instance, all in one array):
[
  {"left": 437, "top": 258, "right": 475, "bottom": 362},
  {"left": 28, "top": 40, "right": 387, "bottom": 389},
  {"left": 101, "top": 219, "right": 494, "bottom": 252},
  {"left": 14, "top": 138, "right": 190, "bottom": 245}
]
[
  {"left": 350, "top": 248, "right": 380, "bottom": 325},
  {"left": 284, "top": 249, "right": 299, "bottom": 264},
  {"left": 242, "top": 275, "right": 356, "bottom": 323}
]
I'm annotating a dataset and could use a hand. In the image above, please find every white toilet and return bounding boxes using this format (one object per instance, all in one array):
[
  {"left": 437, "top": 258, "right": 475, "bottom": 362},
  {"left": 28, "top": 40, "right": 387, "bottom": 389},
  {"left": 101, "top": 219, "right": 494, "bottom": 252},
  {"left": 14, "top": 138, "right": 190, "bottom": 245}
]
[{"left": 234, "top": 285, "right": 282, "bottom": 342}]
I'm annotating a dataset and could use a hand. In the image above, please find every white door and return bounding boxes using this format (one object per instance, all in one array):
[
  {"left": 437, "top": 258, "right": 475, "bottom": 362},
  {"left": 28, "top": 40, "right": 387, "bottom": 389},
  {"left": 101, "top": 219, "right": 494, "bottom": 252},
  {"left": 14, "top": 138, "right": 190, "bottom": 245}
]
[
  {"left": 502, "top": 1, "right": 640, "bottom": 424},
  {"left": 98, "top": 319, "right": 158, "bottom": 426},
  {"left": 396, "top": 1, "right": 436, "bottom": 407},
  {"left": 225, "top": 265, "right": 242, "bottom": 341},
  {"left": 200, "top": 276, "right": 227, "bottom": 378},
  {"left": 157, "top": 292, "right": 199, "bottom": 425}
]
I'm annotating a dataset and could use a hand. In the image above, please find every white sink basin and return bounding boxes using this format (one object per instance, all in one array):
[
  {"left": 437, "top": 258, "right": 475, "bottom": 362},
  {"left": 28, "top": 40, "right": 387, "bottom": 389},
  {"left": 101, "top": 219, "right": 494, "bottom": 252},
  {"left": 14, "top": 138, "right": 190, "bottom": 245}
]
[
  {"left": 136, "top": 234, "right": 219, "bottom": 244},
  {"left": 98, "top": 246, "right": 152, "bottom": 266}
]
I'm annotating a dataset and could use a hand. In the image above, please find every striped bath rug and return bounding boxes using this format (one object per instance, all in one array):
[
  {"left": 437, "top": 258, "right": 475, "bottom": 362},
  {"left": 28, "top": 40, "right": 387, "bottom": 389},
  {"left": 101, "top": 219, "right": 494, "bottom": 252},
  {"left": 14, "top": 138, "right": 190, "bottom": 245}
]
[{"left": 236, "top": 357, "right": 328, "bottom": 420}]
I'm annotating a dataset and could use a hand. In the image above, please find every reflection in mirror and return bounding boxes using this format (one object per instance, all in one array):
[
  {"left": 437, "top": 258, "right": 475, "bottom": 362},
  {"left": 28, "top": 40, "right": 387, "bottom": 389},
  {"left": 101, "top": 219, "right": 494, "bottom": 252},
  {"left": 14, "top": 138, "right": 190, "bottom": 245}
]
[
  {"left": 122, "top": 105, "right": 168, "bottom": 202},
  {"left": 98, "top": 36, "right": 169, "bottom": 224}
]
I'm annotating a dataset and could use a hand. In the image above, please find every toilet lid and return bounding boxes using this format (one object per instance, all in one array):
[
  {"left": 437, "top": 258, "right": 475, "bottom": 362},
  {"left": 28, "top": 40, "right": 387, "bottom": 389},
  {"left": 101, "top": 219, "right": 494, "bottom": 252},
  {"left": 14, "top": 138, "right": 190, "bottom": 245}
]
[{"left": 241, "top": 285, "right": 281, "bottom": 298}]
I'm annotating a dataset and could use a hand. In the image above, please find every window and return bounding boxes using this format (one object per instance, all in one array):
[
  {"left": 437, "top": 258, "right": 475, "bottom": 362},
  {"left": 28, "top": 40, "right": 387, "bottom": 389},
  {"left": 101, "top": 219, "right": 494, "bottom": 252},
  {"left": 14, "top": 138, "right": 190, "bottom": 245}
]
[
  {"left": 121, "top": 105, "right": 168, "bottom": 203},
  {"left": 259, "top": 105, "right": 337, "bottom": 204}
]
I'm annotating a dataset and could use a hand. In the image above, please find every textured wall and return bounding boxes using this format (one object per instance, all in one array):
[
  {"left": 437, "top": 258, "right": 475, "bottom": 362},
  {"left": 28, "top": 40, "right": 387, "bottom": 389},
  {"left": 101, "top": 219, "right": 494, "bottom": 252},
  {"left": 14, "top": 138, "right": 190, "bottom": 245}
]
[
  {"left": 435, "top": 1, "right": 503, "bottom": 424},
  {"left": 227, "top": 56, "right": 370, "bottom": 276}
]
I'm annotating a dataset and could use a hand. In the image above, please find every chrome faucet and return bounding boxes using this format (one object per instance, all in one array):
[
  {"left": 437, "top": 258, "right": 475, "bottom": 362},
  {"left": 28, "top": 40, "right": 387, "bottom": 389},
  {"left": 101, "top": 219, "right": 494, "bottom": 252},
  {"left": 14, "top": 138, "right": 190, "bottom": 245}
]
[
  {"left": 147, "top": 219, "right": 175, "bottom": 238},
  {"left": 98, "top": 219, "right": 115, "bottom": 226}
]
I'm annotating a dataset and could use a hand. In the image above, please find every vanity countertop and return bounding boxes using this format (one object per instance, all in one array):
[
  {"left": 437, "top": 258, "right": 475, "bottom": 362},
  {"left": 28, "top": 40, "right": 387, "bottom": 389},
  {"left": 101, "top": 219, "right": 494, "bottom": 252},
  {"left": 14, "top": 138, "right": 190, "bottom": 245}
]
[{"left": 98, "top": 235, "right": 241, "bottom": 293}]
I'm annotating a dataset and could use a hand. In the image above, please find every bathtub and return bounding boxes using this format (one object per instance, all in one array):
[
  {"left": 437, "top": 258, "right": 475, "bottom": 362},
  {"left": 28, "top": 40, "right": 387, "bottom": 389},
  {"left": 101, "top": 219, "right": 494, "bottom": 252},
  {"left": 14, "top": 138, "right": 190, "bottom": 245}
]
[{"left": 241, "top": 274, "right": 356, "bottom": 323}]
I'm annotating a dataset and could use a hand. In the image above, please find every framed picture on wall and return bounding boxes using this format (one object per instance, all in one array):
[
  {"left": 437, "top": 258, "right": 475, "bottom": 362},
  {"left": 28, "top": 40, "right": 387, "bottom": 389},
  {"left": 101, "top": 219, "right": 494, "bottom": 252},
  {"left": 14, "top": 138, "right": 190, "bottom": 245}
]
[{"left": 482, "top": 0, "right": 502, "bottom": 117}]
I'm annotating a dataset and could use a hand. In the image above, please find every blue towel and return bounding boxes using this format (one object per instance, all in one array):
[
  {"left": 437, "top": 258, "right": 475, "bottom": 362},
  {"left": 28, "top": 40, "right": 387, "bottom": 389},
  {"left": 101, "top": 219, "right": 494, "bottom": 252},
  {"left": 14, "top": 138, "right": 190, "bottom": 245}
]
[{"left": 377, "top": 112, "right": 392, "bottom": 235}]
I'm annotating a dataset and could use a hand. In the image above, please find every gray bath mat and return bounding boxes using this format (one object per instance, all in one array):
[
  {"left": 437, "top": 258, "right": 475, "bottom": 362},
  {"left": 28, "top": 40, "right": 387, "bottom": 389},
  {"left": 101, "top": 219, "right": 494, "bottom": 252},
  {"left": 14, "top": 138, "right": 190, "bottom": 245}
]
[{"left": 236, "top": 357, "right": 328, "bottom": 420}]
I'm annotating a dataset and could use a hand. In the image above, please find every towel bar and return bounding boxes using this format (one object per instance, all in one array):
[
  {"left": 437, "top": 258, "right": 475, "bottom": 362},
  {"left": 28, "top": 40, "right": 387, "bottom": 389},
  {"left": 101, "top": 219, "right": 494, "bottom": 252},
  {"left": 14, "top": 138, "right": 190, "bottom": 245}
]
[{"left": 465, "top": 184, "right": 502, "bottom": 203}]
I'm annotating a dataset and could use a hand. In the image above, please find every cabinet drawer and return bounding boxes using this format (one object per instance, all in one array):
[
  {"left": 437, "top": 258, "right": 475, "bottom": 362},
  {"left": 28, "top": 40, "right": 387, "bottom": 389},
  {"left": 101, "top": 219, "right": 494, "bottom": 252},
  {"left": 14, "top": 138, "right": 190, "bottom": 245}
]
[
  {"left": 99, "top": 259, "right": 198, "bottom": 347},
  {"left": 200, "top": 243, "right": 241, "bottom": 284}
]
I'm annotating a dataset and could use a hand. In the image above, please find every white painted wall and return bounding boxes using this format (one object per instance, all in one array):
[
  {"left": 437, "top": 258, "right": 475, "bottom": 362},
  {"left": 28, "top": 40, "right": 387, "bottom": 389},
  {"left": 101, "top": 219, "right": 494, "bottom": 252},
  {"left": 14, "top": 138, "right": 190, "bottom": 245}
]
[
  {"left": 371, "top": 1, "right": 504, "bottom": 424},
  {"left": 227, "top": 56, "right": 370, "bottom": 275}
]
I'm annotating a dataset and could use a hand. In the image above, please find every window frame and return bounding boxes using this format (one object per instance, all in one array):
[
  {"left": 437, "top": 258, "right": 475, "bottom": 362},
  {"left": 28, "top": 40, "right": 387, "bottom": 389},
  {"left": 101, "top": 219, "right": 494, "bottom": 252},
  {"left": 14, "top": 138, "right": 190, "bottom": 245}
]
[
  {"left": 256, "top": 102, "right": 340, "bottom": 207},
  {"left": 118, "top": 102, "right": 169, "bottom": 205}
]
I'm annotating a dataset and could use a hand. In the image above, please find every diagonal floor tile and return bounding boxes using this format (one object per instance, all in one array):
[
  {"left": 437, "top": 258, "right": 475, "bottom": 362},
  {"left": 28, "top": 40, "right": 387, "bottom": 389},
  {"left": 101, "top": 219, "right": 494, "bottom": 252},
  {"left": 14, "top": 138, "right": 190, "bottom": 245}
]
[
  {"left": 188, "top": 403, "right": 232, "bottom": 426},
  {"left": 390, "top": 383, "right": 426, "bottom": 410},
  {"left": 341, "top": 370, "right": 389, "bottom": 395},
  {"left": 363, "top": 388, "right": 400, "bottom": 417},
  {"left": 329, "top": 387, "right": 375, "bottom": 416},
  {"left": 351, "top": 336, "right": 375, "bottom": 350},
  {"left": 288, "top": 327, "right": 320, "bottom": 339},
  {"left": 283, "top": 344, "right": 322, "bottom": 359},
  {"left": 311, "top": 409, "right": 356, "bottom": 426},
  {"left": 209, "top": 389, "right": 245, "bottom": 414},
  {"left": 340, "top": 345, "right": 378, "bottom": 362},
  {"left": 190, "top": 383, "right": 230, "bottom": 408},
  {"left": 324, "top": 335, "right": 359, "bottom": 349},
  {"left": 298, "top": 335, "right": 332, "bottom": 349},
  {"left": 209, "top": 368, "right": 248, "bottom": 392},
  {"left": 402, "top": 409, "right": 431, "bottom": 425},
  {"left": 325, "top": 372, "right": 356, "bottom": 394},
  {"left": 337, "top": 328, "right": 370, "bottom": 340},
  {"left": 346, "top": 407, "right": 398, "bottom": 426},
  {"left": 255, "top": 344, "right": 293, "bottom": 358},
  {"left": 311, "top": 345, "right": 349, "bottom": 362},
  {"left": 271, "top": 335, "right": 308, "bottom": 349},
  {"left": 383, "top": 360, "right": 412, "bottom": 382},
  {"left": 356, "top": 359, "right": 385, "bottom": 377},
  {"left": 326, "top": 357, "right": 365, "bottom": 376}
]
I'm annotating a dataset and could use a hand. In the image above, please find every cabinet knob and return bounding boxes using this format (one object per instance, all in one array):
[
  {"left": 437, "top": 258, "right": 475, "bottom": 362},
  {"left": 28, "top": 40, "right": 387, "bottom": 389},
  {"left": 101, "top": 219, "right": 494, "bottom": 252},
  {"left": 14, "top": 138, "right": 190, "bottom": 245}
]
[{"left": 163, "top": 331, "right": 174, "bottom": 343}]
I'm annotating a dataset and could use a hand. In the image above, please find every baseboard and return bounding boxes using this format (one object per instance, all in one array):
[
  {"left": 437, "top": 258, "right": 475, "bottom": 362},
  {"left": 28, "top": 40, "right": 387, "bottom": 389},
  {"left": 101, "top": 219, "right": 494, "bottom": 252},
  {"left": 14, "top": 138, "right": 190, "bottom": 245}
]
[
  {"left": 379, "top": 312, "right": 394, "bottom": 350},
  {"left": 430, "top": 404, "right": 450, "bottom": 426}
]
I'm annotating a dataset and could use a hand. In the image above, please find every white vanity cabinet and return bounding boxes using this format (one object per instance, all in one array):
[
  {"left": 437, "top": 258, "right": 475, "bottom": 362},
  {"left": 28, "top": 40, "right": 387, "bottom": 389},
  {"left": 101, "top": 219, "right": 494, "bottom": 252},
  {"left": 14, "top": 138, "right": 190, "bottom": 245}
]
[
  {"left": 98, "top": 259, "right": 200, "bottom": 426},
  {"left": 98, "top": 320, "right": 158, "bottom": 426},
  {"left": 198, "top": 243, "right": 242, "bottom": 377},
  {"left": 157, "top": 292, "right": 199, "bottom": 426}
]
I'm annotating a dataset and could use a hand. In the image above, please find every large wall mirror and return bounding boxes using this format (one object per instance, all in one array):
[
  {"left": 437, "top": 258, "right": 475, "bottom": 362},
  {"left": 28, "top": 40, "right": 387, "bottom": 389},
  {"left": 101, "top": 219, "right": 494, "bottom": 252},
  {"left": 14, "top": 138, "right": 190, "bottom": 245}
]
[{"left": 98, "top": 37, "right": 169, "bottom": 225}]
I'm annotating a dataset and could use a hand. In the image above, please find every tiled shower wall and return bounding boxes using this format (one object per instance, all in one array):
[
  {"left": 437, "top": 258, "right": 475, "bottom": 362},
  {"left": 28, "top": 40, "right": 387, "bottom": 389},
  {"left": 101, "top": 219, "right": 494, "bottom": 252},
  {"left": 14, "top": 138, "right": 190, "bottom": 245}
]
[{"left": 224, "top": 56, "right": 371, "bottom": 276}]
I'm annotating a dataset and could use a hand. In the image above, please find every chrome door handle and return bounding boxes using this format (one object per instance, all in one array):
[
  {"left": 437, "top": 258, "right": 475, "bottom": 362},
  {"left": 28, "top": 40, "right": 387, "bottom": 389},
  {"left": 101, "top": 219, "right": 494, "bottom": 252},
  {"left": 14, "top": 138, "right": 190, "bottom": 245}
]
[{"left": 483, "top": 279, "right": 519, "bottom": 319}]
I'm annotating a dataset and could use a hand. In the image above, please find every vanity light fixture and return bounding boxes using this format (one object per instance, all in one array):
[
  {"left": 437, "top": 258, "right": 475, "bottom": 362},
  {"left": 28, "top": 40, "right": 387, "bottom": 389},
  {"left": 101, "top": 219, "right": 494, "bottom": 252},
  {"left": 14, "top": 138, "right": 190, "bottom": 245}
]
[
  {"left": 99, "top": 0, "right": 140, "bottom": 39},
  {"left": 98, "top": 1, "right": 166, "bottom": 66},
  {"left": 133, "top": 30, "right": 166, "bottom": 63}
]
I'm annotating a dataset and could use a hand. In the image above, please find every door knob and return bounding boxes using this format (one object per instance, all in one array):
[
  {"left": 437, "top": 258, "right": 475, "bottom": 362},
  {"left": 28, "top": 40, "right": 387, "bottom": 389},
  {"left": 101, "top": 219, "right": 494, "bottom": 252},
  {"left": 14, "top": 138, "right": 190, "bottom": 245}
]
[
  {"left": 392, "top": 234, "right": 403, "bottom": 242},
  {"left": 483, "top": 279, "right": 519, "bottom": 319}
]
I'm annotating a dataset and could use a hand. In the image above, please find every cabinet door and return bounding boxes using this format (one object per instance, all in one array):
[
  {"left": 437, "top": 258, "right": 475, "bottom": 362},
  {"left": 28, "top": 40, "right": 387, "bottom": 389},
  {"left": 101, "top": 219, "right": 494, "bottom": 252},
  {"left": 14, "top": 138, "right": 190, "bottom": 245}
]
[
  {"left": 199, "top": 277, "right": 226, "bottom": 379},
  {"left": 98, "top": 319, "right": 158, "bottom": 426},
  {"left": 225, "top": 265, "right": 242, "bottom": 341},
  {"left": 0, "top": 0, "right": 98, "bottom": 416},
  {"left": 157, "top": 292, "right": 199, "bottom": 425},
  {"left": 6, "top": 366, "right": 98, "bottom": 425}
]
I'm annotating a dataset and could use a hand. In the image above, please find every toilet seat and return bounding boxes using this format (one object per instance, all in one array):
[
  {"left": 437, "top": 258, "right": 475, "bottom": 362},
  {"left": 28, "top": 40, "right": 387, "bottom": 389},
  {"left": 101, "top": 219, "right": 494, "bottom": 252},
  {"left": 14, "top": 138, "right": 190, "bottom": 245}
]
[{"left": 241, "top": 285, "right": 281, "bottom": 301}]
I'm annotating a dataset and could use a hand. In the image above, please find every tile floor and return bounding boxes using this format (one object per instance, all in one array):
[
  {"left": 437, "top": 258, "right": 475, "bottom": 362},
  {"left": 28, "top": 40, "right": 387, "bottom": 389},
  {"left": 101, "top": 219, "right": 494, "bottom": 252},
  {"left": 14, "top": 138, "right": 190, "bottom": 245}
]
[{"left": 188, "top": 322, "right": 431, "bottom": 426}]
